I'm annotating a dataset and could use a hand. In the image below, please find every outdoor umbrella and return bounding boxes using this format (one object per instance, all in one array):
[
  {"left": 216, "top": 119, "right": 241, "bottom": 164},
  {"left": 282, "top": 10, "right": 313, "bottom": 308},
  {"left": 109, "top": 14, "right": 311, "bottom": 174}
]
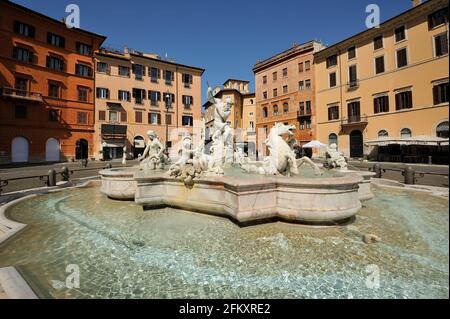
[{"left": 302, "top": 140, "right": 327, "bottom": 148}]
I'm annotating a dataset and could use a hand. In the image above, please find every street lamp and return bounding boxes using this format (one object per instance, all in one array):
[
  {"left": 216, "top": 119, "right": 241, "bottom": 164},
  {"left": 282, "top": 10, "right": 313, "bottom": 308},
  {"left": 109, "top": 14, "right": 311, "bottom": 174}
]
[{"left": 164, "top": 91, "right": 172, "bottom": 156}]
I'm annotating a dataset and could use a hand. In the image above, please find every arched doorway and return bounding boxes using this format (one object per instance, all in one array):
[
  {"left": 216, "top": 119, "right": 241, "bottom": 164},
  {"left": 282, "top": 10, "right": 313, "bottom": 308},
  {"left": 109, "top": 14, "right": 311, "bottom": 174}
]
[
  {"left": 75, "top": 139, "right": 88, "bottom": 160},
  {"left": 349, "top": 130, "right": 363, "bottom": 158},
  {"left": 328, "top": 133, "right": 338, "bottom": 146},
  {"left": 45, "top": 138, "right": 60, "bottom": 162},
  {"left": 133, "top": 136, "right": 145, "bottom": 159},
  {"left": 11, "top": 137, "right": 29, "bottom": 163}
]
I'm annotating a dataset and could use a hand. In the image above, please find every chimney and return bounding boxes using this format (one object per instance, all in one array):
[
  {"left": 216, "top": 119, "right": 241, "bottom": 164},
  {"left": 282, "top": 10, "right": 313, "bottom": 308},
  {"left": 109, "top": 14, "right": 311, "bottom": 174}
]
[{"left": 412, "top": 0, "right": 422, "bottom": 7}]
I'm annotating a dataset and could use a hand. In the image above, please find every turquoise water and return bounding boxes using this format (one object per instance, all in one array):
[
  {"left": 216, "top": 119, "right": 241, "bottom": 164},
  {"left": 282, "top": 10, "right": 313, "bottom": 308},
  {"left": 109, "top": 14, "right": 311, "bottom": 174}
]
[{"left": 0, "top": 184, "right": 448, "bottom": 299}]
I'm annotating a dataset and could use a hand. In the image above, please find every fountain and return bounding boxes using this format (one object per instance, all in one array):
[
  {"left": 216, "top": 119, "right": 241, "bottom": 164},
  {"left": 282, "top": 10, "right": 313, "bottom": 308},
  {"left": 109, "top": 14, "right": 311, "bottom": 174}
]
[{"left": 100, "top": 89, "right": 372, "bottom": 225}]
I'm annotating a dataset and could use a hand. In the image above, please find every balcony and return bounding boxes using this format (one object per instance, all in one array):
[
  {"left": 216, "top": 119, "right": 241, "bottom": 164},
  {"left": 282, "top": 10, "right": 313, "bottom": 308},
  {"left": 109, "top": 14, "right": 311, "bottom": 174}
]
[
  {"left": 341, "top": 115, "right": 368, "bottom": 127},
  {"left": 1, "top": 87, "right": 43, "bottom": 102},
  {"left": 297, "top": 110, "right": 312, "bottom": 118},
  {"left": 347, "top": 80, "right": 359, "bottom": 91}
]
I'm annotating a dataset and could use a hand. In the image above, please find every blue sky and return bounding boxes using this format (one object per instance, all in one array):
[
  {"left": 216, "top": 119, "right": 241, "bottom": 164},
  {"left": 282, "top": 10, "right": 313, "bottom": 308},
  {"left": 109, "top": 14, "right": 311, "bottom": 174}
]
[{"left": 15, "top": 0, "right": 411, "bottom": 103}]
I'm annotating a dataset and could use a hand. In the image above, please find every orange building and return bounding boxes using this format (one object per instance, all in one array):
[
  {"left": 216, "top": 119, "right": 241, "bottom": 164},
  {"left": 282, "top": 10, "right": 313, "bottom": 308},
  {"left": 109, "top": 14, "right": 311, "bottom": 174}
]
[
  {"left": 253, "top": 41, "right": 325, "bottom": 157},
  {"left": 0, "top": 0, "right": 105, "bottom": 163}
]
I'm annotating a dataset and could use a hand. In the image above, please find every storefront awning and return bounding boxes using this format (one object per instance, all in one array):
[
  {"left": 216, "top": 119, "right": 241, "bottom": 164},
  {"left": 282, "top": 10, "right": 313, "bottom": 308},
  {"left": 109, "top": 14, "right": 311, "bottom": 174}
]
[{"left": 366, "top": 136, "right": 449, "bottom": 147}]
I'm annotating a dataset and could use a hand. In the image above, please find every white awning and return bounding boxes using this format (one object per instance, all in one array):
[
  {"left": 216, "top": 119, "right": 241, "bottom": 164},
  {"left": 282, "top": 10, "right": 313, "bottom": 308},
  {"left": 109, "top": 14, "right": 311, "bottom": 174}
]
[
  {"left": 366, "top": 136, "right": 449, "bottom": 146},
  {"left": 302, "top": 140, "right": 327, "bottom": 148}
]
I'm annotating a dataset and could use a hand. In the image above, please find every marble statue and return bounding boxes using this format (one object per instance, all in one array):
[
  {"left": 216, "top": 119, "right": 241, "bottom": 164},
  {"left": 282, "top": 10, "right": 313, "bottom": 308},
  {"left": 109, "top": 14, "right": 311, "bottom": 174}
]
[
  {"left": 241, "top": 123, "right": 322, "bottom": 176},
  {"left": 122, "top": 146, "right": 127, "bottom": 165},
  {"left": 138, "top": 130, "right": 167, "bottom": 170},
  {"left": 325, "top": 143, "right": 348, "bottom": 170},
  {"left": 233, "top": 148, "right": 247, "bottom": 166}
]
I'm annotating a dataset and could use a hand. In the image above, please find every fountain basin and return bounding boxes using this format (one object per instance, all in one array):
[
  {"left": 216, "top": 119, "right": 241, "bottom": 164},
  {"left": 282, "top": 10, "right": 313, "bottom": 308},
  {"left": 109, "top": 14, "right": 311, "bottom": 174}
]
[
  {"left": 100, "top": 167, "right": 139, "bottom": 200},
  {"left": 336, "top": 170, "right": 376, "bottom": 201},
  {"left": 132, "top": 171, "right": 363, "bottom": 224}
]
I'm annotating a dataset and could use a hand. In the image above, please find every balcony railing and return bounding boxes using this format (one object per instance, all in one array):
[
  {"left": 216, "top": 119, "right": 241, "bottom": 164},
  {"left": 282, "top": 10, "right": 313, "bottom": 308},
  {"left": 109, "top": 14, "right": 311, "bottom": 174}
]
[
  {"left": 341, "top": 115, "right": 368, "bottom": 126},
  {"left": 1, "top": 87, "right": 43, "bottom": 102},
  {"left": 347, "top": 80, "right": 359, "bottom": 90},
  {"left": 297, "top": 110, "right": 312, "bottom": 117}
]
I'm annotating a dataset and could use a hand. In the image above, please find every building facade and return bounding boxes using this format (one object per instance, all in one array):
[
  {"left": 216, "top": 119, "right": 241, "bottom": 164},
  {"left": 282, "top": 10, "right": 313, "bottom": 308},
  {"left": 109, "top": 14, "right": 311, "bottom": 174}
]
[
  {"left": 94, "top": 48, "right": 204, "bottom": 160},
  {"left": 315, "top": 0, "right": 449, "bottom": 163},
  {"left": 203, "top": 79, "right": 256, "bottom": 157},
  {"left": 0, "top": 0, "right": 105, "bottom": 163},
  {"left": 253, "top": 41, "right": 325, "bottom": 157}
]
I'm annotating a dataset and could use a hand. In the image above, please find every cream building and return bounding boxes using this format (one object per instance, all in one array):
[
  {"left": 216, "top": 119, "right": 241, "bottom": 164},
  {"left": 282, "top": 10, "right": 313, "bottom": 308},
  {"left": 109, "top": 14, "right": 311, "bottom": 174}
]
[
  {"left": 203, "top": 79, "right": 256, "bottom": 157},
  {"left": 315, "top": 0, "right": 449, "bottom": 164},
  {"left": 94, "top": 48, "right": 204, "bottom": 160}
]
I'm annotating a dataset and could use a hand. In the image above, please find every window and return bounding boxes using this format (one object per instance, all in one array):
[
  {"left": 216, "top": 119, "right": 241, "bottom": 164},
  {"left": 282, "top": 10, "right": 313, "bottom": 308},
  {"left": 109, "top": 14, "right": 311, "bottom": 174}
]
[
  {"left": 48, "top": 83, "right": 60, "bottom": 98},
  {"left": 119, "top": 90, "right": 130, "bottom": 101},
  {"left": 145, "top": 68, "right": 156, "bottom": 83},
  {"left": 96, "top": 88, "right": 109, "bottom": 99},
  {"left": 326, "top": 54, "right": 337, "bottom": 68},
  {"left": 299, "top": 102, "right": 305, "bottom": 114},
  {"left": 149, "top": 113, "right": 161, "bottom": 125},
  {"left": 97, "top": 62, "right": 109, "bottom": 73},
  {"left": 183, "top": 74, "right": 193, "bottom": 87},
  {"left": 347, "top": 101, "right": 361, "bottom": 122},
  {"left": 165, "top": 70, "right": 174, "bottom": 84},
  {"left": 164, "top": 93, "right": 175, "bottom": 106},
  {"left": 262, "top": 106, "right": 268, "bottom": 117},
  {"left": 436, "top": 121, "right": 449, "bottom": 138},
  {"left": 273, "top": 105, "right": 279, "bottom": 116},
  {"left": 328, "top": 133, "right": 338, "bottom": 146},
  {"left": 132, "top": 64, "right": 145, "bottom": 80},
  {"left": 135, "top": 111, "right": 142, "bottom": 123},
  {"left": 78, "top": 87, "right": 88, "bottom": 102},
  {"left": 182, "top": 116, "right": 193, "bottom": 126},
  {"left": 395, "top": 26, "right": 406, "bottom": 42},
  {"left": 299, "top": 81, "right": 305, "bottom": 91},
  {"left": 183, "top": 95, "right": 193, "bottom": 107},
  {"left": 328, "top": 106, "right": 339, "bottom": 120},
  {"left": 373, "top": 36, "right": 383, "bottom": 50},
  {"left": 395, "top": 90, "right": 413, "bottom": 110},
  {"left": 12, "top": 47, "right": 34, "bottom": 63},
  {"left": 434, "top": 33, "right": 449, "bottom": 57},
  {"left": 374, "top": 95, "right": 389, "bottom": 113},
  {"left": 75, "top": 64, "right": 92, "bottom": 77},
  {"left": 396, "top": 48, "right": 408, "bottom": 68},
  {"left": 428, "top": 7, "right": 449, "bottom": 29},
  {"left": 149, "top": 91, "right": 161, "bottom": 105},
  {"left": 348, "top": 46, "right": 356, "bottom": 60},
  {"left": 273, "top": 88, "right": 278, "bottom": 97},
  {"left": 47, "top": 33, "right": 65, "bottom": 48},
  {"left": 77, "top": 112, "right": 88, "bottom": 124},
  {"left": 433, "top": 82, "right": 449, "bottom": 105},
  {"left": 283, "top": 103, "right": 289, "bottom": 114},
  {"left": 306, "top": 101, "right": 311, "bottom": 114},
  {"left": 300, "top": 119, "right": 305, "bottom": 130},
  {"left": 272, "top": 72, "right": 277, "bottom": 81},
  {"left": 305, "top": 60, "right": 311, "bottom": 71},
  {"left": 48, "top": 109, "right": 59, "bottom": 122},
  {"left": 118, "top": 66, "right": 130, "bottom": 77},
  {"left": 305, "top": 79, "right": 311, "bottom": 90},
  {"left": 13, "top": 21, "right": 35, "bottom": 38},
  {"left": 165, "top": 113, "right": 172, "bottom": 125},
  {"left": 283, "top": 85, "right": 288, "bottom": 94},
  {"left": 348, "top": 65, "right": 358, "bottom": 87},
  {"left": 15, "top": 77, "right": 28, "bottom": 94},
  {"left": 375, "top": 56, "right": 385, "bottom": 74},
  {"left": 298, "top": 62, "right": 304, "bottom": 72},
  {"left": 121, "top": 111, "right": 127, "bottom": 123},
  {"left": 15, "top": 105, "right": 27, "bottom": 119},
  {"left": 109, "top": 111, "right": 118, "bottom": 122},
  {"left": 132, "top": 89, "right": 146, "bottom": 104},
  {"left": 329, "top": 72, "right": 336, "bottom": 87},
  {"left": 263, "top": 91, "right": 267, "bottom": 99},
  {"left": 401, "top": 128, "right": 412, "bottom": 139},
  {"left": 306, "top": 118, "right": 311, "bottom": 129},
  {"left": 282, "top": 68, "right": 288, "bottom": 78},
  {"left": 263, "top": 76, "right": 267, "bottom": 84},
  {"left": 76, "top": 42, "right": 92, "bottom": 55},
  {"left": 378, "top": 130, "right": 389, "bottom": 139},
  {"left": 46, "top": 56, "right": 64, "bottom": 72},
  {"left": 98, "top": 110, "right": 106, "bottom": 121}
]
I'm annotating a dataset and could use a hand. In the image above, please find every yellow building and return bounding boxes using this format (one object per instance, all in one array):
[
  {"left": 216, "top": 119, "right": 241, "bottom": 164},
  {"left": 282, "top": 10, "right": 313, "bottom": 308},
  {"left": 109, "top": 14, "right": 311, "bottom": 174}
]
[
  {"left": 203, "top": 79, "right": 256, "bottom": 157},
  {"left": 315, "top": 0, "right": 449, "bottom": 164},
  {"left": 94, "top": 47, "right": 204, "bottom": 160}
]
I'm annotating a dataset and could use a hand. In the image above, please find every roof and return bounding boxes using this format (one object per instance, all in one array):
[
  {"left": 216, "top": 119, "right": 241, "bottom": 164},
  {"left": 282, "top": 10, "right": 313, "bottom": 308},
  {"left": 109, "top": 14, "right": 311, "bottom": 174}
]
[
  {"left": 202, "top": 89, "right": 255, "bottom": 108},
  {"left": 314, "top": 0, "right": 447, "bottom": 59},
  {"left": 253, "top": 40, "right": 321, "bottom": 73},
  {"left": 223, "top": 79, "right": 250, "bottom": 85},
  {"left": 1, "top": 0, "right": 107, "bottom": 42},
  {"left": 130, "top": 53, "right": 205, "bottom": 74}
]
